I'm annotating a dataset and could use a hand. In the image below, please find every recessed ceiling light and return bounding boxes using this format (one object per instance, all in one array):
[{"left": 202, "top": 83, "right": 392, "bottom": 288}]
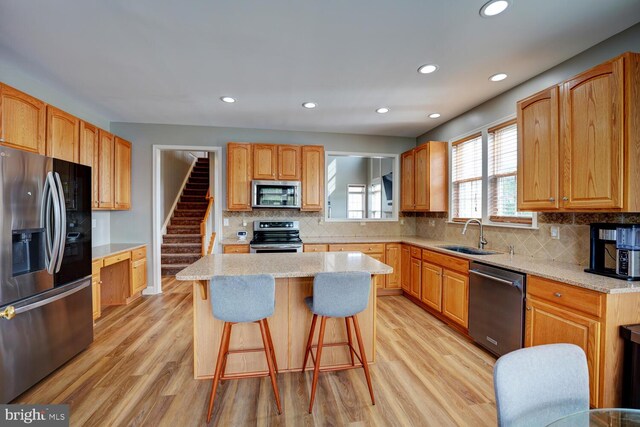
[
  {"left": 418, "top": 64, "right": 439, "bottom": 74},
  {"left": 428, "top": 113, "right": 441, "bottom": 119},
  {"left": 489, "top": 73, "right": 508, "bottom": 82},
  {"left": 220, "top": 96, "right": 236, "bottom": 103},
  {"left": 302, "top": 102, "right": 317, "bottom": 109},
  {"left": 376, "top": 107, "right": 390, "bottom": 114},
  {"left": 480, "top": 0, "right": 510, "bottom": 17}
]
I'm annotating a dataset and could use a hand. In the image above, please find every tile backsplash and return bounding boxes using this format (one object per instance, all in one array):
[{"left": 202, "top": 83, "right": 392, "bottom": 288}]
[
  {"left": 415, "top": 212, "right": 640, "bottom": 266},
  {"left": 223, "top": 210, "right": 415, "bottom": 239},
  {"left": 223, "top": 210, "right": 639, "bottom": 267}
]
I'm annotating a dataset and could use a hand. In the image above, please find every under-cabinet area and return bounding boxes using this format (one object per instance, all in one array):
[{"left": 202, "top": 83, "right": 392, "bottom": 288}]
[{"left": 91, "top": 244, "right": 148, "bottom": 320}]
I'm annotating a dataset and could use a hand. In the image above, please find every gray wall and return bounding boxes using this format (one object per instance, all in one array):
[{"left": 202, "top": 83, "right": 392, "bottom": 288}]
[
  {"left": 417, "top": 22, "right": 640, "bottom": 144},
  {"left": 161, "top": 150, "right": 196, "bottom": 224},
  {"left": 108, "top": 122, "right": 414, "bottom": 280},
  {"left": 327, "top": 156, "right": 368, "bottom": 218}
]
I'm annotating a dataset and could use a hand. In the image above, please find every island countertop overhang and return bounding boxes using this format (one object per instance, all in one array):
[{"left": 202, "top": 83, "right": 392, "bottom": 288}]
[{"left": 175, "top": 252, "right": 392, "bottom": 281}]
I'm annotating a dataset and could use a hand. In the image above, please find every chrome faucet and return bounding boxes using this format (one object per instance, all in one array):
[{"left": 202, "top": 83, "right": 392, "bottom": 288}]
[{"left": 462, "top": 218, "right": 488, "bottom": 249}]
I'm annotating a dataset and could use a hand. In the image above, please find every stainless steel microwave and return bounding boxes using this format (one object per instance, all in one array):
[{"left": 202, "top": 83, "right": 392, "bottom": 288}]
[{"left": 252, "top": 180, "right": 301, "bottom": 209}]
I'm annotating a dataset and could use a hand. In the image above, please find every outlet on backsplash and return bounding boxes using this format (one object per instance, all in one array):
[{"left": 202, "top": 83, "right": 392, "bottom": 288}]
[{"left": 550, "top": 226, "right": 560, "bottom": 240}]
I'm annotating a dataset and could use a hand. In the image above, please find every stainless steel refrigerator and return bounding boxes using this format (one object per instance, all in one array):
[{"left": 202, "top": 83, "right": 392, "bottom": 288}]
[{"left": 0, "top": 146, "right": 93, "bottom": 403}]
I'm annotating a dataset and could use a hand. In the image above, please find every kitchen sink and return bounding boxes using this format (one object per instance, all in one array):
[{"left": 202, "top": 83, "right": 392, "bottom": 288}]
[{"left": 437, "top": 245, "right": 498, "bottom": 255}]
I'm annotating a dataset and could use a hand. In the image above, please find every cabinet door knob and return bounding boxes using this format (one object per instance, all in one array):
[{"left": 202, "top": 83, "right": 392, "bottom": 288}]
[
  {"left": 562, "top": 197, "right": 568, "bottom": 201},
  {"left": 554, "top": 292, "right": 562, "bottom": 298},
  {"left": 526, "top": 306, "right": 531, "bottom": 311},
  {"left": 549, "top": 197, "right": 555, "bottom": 202},
  {"left": 0, "top": 138, "right": 5, "bottom": 143}
]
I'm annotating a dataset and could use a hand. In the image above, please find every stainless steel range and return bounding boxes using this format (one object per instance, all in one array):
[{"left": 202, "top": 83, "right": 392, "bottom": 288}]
[{"left": 249, "top": 220, "right": 303, "bottom": 253}]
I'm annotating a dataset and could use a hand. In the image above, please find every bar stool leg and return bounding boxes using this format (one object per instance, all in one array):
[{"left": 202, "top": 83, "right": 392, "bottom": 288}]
[
  {"left": 207, "top": 322, "right": 232, "bottom": 423},
  {"left": 352, "top": 315, "right": 375, "bottom": 405},
  {"left": 259, "top": 319, "right": 282, "bottom": 414},
  {"left": 263, "top": 318, "right": 279, "bottom": 373},
  {"left": 345, "top": 317, "right": 356, "bottom": 367},
  {"left": 308, "top": 316, "right": 327, "bottom": 413},
  {"left": 219, "top": 323, "right": 233, "bottom": 383},
  {"left": 301, "top": 314, "right": 318, "bottom": 372}
]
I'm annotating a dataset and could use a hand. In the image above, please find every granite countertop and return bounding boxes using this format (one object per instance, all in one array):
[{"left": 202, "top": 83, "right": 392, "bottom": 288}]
[
  {"left": 220, "top": 235, "right": 640, "bottom": 294},
  {"left": 92, "top": 243, "right": 146, "bottom": 261},
  {"left": 220, "top": 239, "right": 250, "bottom": 245},
  {"left": 175, "top": 252, "right": 393, "bottom": 281}
]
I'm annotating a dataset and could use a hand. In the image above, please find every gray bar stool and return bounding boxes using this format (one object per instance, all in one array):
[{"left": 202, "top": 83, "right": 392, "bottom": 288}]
[
  {"left": 206, "top": 274, "right": 281, "bottom": 423},
  {"left": 301, "top": 271, "right": 375, "bottom": 413}
]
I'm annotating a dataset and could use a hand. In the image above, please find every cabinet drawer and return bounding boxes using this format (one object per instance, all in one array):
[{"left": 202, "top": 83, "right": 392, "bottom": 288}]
[
  {"left": 422, "top": 250, "right": 469, "bottom": 274},
  {"left": 304, "top": 244, "right": 328, "bottom": 252},
  {"left": 527, "top": 275, "right": 603, "bottom": 318},
  {"left": 410, "top": 246, "right": 422, "bottom": 258},
  {"left": 103, "top": 251, "right": 131, "bottom": 267},
  {"left": 328, "top": 243, "right": 384, "bottom": 254},
  {"left": 223, "top": 244, "right": 250, "bottom": 254},
  {"left": 92, "top": 259, "right": 103, "bottom": 275},
  {"left": 132, "top": 246, "right": 146, "bottom": 261}
]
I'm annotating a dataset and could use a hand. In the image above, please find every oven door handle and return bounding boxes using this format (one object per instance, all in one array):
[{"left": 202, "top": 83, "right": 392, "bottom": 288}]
[{"left": 251, "top": 245, "right": 302, "bottom": 250}]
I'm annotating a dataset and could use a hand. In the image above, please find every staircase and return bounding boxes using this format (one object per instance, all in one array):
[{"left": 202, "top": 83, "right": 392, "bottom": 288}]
[{"left": 161, "top": 157, "right": 210, "bottom": 276}]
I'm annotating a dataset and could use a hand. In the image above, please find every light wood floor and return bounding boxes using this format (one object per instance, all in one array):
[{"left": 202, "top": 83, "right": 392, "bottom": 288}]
[{"left": 16, "top": 277, "right": 497, "bottom": 426}]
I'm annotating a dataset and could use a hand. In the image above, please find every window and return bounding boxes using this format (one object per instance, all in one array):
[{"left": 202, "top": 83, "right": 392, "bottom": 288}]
[
  {"left": 347, "top": 184, "right": 366, "bottom": 219},
  {"left": 369, "top": 180, "right": 382, "bottom": 219},
  {"left": 488, "top": 120, "right": 532, "bottom": 224},
  {"left": 452, "top": 133, "right": 483, "bottom": 220},
  {"left": 450, "top": 119, "right": 535, "bottom": 227}
]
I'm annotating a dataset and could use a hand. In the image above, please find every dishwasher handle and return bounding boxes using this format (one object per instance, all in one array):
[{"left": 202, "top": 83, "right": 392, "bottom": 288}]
[{"left": 469, "top": 269, "right": 521, "bottom": 289}]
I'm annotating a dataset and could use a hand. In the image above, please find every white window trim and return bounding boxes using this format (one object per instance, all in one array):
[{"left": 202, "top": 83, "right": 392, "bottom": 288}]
[
  {"left": 447, "top": 113, "right": 538, "bottom": 230},
  {"left": 325, "top": 151, "right": 400, "bottom": 222}
]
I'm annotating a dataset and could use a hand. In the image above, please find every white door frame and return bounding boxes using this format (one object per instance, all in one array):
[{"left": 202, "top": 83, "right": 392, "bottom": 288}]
[{"left": 149, "top": 144, "right": 223, "bottom": 294}]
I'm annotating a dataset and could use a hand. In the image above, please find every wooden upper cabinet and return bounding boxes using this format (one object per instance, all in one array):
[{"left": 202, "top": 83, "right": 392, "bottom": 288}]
[
  {"left": 517, "top": 86, "right": 560, "bottom": 210},
  {"left": 114, "top": 137, "right": 131, "bottom": 210},
  {"left": 517, "top": 52, "right": 640, "bottom": 212},
  {"left": 278, "top": 145, "right": 301, "bottom": 180},
  {"left": 401, "top": 150, "right": 415, "bottom": 211},
  {"left": 253, "top": 144, "right": 277, "bottom": 180},
  {"left": 97, "top": 130, "right": 114, "bottom": 209},
  {"left": 0, "top": 83, "right": 46, "bottom": 155},
  {"left": 560, "top": 57, "right": 624, "bottom": 210},
  {"left": 301, "top": 145, "right": 324, "bottom": 211},
  {"left": 46, "top": 106, "right": 79, "bottom": 163},
  {"left": 401, "top": 141, "right": 447, "bottom": 212},
  {"left": 227, "top": 143, "right": 253, "bottom": 211},
  {"left": 414, "top": 145, "right": 429, "bottom": 210},
  {"left": 79, "top": 121, "right": 100, "bottom": 208}
]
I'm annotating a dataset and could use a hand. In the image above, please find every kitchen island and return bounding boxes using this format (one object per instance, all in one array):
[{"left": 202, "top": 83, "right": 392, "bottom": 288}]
[{"left": 176, "top": 252, "right": 392, "bottom": 379}]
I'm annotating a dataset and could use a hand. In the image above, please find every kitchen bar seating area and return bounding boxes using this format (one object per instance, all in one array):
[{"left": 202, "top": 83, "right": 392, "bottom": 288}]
[{"left": 3, "top": 2, "right": 640, "bottom": 426}]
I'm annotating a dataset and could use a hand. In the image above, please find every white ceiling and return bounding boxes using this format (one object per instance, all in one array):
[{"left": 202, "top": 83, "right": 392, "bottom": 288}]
[{"left": 1, "top": 0, "right": 639, "bottom": 137}]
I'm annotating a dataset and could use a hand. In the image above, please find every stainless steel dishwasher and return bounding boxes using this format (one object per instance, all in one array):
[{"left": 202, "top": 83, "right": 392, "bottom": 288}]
[{"left": 468, "top": 261, "right": 526, "bottom": 357}]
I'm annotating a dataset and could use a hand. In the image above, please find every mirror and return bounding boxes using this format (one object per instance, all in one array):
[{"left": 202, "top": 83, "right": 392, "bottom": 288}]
[{"left": 326, "top": 153, "right": 397, "bottom": 221}]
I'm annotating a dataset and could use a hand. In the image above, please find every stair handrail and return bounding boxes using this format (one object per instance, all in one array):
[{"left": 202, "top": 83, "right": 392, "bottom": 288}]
[{"left": 201, "top": 189, "right": 215, "bottom": 256}]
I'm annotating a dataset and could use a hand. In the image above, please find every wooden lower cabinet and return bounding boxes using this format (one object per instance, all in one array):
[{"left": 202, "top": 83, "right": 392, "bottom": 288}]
[
  {"left": 525, "top": 296, "right": 601, "bottom": 407},
  {"left": 409, "top": 255, "right": 421, "bottom": 299},
  {"left": 131, "top": 247, "right": 147, "bottom": 294},
  {"left": 400, "top": 245, "right": 411, "bottom": 292},
  {"left": 441, "top": 269, "right": 469, "bottom": 328},
  {"left": 385, "top": 243, "right": 401, "bottom": 289},
  {"left": 91, "top": 260, "right": 103, "bottom": 321},
  {"left": 223, "top": 244, "right": 250, "bottom": 254},
  {"left": 421, "top": 262, "right": 442, "bottom": 311},
  {"left": 370, "top": 253, "right": 385, "bottom": 289}
]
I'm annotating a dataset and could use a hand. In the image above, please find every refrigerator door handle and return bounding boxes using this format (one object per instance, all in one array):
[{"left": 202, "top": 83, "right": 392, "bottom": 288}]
[
  {"left": 41, "top": 172, "right": 61, "bottom": 274},
  {"left": 53, "top": 172, "right": 66, "bottom": 273},
  {"left": 9, "top": 280, "right": 91, "bottom": 317}
]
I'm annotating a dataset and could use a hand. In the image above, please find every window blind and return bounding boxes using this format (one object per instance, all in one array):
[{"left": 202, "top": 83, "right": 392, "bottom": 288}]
[
  {"left": 488, "top": 120, "right": 532, "bottom": 223},
  {"left": 452, "top": 133, "right": 482, "bottom": 220}
]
